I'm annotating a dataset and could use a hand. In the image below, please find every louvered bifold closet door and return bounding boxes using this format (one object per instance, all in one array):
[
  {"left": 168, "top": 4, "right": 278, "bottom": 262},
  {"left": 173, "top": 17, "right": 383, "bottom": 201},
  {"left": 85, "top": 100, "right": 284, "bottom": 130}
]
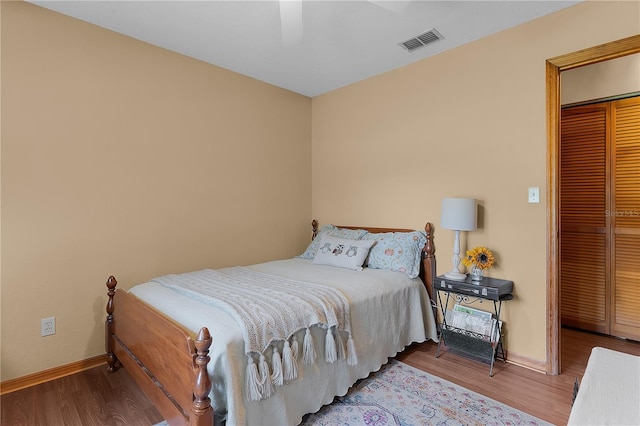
[
  {"left": 560, "top": 104, "right": 609, "bottom": 333},
  {"left": 611, "top": 97, "right": 640, "bottom": 341}
]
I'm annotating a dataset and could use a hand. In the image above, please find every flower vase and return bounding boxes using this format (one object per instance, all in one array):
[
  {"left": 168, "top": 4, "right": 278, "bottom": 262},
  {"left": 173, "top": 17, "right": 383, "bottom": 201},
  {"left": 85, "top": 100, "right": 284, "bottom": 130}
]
[{"left": 470, "top": 265, "right": 483, "bottom": 281}]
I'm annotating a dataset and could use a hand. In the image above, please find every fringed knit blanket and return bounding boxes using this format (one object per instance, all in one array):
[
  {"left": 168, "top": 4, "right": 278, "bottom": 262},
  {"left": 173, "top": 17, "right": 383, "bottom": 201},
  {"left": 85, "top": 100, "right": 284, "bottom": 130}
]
[{"left": 151, "top": 267, "right": 357, "bottom": 402}]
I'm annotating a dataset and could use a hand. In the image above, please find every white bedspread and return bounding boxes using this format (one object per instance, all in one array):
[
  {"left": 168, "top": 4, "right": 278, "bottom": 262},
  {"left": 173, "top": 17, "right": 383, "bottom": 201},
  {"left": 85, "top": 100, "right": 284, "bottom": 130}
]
[
  {"left": 568, "top": 347, "right": 640, "bottom": 426},
  {"left": 129, "top": 258, "right": 438, "bottom": 426}
]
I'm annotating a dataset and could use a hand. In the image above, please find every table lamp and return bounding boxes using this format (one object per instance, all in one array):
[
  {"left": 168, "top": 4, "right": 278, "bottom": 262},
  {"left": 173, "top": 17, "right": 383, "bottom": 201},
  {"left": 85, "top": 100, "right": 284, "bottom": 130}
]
[{"left": 441, "top": 197, "right": 477, "bottom": 280}]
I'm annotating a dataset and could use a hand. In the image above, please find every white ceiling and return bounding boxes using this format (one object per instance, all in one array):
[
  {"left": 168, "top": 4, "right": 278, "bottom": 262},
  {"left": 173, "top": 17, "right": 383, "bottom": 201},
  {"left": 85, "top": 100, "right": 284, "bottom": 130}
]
[{"left": 28, "top": 0, "right": 581, "bottom": 97}]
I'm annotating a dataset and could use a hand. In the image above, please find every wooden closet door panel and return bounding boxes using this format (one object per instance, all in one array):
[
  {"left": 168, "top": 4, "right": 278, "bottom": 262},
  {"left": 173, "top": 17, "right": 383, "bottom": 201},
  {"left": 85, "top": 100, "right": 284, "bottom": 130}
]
[
  {"left": 560, "top": 105, "right": 608, "bottom": 332},
  {"left": 611, "top": 97, "right": 640, "bottom": 340},
  {"left": 613, "top": 234, "right": 640, "bottom": 339},
  {"left": 560, "top": 106, "right": 608, "bottom": 231},
  {"left": 560, "top": 232, "right": 607, "bottom": 332}
]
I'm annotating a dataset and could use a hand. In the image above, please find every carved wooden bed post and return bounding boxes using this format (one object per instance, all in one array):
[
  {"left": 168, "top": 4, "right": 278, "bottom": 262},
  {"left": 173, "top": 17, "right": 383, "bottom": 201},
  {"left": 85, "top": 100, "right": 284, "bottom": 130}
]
[
  {"left": 311, "top": 219, "right": 319, "bottom": 240},
  {"left": 105, "top": 275, "right": 119, "bottom": 373},
  {"left": 422, "top": 222, "right": 436, "bottom": 308},
  {"left": 191, "top": 327, "right": 213, "bottom": 426}
]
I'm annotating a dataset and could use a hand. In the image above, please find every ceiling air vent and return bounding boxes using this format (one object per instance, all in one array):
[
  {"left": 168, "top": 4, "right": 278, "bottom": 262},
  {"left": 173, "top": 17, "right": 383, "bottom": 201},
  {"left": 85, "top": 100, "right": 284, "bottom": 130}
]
[{"left": 399, "top": 28, "right": 443, "bottom": 52}]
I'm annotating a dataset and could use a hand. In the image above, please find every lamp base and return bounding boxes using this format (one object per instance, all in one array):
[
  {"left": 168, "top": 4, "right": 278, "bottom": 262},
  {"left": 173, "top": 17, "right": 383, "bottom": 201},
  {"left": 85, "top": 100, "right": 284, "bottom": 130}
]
[{"left": 444, "top": 271, "right": 467, "bottom": 281}]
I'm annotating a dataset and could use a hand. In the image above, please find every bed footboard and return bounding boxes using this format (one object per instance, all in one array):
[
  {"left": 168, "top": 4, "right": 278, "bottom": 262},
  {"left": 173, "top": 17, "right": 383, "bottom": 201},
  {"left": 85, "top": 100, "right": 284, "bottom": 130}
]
[{"left": 105, "top": 276, "right": 214, "bottom": 426}]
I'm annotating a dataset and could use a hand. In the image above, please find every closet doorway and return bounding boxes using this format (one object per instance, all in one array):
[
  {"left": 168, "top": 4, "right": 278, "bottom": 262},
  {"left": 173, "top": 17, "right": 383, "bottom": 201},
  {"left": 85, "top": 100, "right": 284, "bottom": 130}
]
[
  {"left": 559, "top": 96, "right": 640, "bottom": 341},
  {"left": 546, "top": 34, "right": 640, "bottom": 375}
]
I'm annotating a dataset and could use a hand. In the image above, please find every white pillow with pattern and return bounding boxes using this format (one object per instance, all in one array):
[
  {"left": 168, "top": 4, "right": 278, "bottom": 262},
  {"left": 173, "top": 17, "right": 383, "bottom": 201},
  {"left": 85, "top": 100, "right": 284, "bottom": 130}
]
[{"left": 312, "top": 235, "right": 376, "bottom": 271}]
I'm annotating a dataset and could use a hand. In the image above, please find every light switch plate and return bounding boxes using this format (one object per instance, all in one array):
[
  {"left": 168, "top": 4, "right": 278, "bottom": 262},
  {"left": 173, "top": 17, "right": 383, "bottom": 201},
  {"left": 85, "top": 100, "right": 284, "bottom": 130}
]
[{"left": 528, "top": 187, "right": 540, "bottom": 203}]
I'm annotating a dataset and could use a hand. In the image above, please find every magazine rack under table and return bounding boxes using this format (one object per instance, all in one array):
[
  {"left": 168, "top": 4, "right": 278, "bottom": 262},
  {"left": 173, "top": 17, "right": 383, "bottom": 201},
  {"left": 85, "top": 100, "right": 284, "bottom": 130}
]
[{"left": 434, "top": 275, "right": 514, "bottom": 377}]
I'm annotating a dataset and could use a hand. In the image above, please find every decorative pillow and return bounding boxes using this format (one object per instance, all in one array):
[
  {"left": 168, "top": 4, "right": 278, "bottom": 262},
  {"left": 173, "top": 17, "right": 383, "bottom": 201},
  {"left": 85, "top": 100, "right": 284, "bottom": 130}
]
[
  {"left": 312, "top": 235, "right": 376, "bottom": 271},
  {"left": 298, "top": 224, "right": 369, "bottom": 260},
  {"left": 363, "top": 231, "right": 427, "bottom": 279}
]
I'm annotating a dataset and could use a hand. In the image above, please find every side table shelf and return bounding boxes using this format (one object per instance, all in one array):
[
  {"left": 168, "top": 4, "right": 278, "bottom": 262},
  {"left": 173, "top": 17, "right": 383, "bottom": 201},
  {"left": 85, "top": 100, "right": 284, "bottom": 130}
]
[
  {"left": 440, "top": 324, "right": 501, "bottom": 362},
  {"left": 434, "top": 275, "right": 514, "bottom": 377}
]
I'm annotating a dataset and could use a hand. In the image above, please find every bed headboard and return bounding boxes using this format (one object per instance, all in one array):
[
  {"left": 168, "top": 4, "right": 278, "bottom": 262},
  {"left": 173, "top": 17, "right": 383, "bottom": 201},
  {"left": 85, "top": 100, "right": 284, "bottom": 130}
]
[{"left": 310, "top": 220, "right": 436, "bottom": 304}]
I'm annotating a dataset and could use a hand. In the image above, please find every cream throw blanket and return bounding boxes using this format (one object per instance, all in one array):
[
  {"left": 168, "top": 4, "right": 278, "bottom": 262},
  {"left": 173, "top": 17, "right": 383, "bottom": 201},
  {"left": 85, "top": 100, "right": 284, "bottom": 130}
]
[{"left": 151, "top": 267, "right": 357, "bottom": 401}]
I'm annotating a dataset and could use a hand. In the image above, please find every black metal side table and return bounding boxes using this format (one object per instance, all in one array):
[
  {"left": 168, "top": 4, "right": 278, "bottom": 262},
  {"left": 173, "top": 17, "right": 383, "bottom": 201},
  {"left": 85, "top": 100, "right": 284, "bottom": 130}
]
[{"left": 434, "top": 274, "right": 514, "bottom": 376}]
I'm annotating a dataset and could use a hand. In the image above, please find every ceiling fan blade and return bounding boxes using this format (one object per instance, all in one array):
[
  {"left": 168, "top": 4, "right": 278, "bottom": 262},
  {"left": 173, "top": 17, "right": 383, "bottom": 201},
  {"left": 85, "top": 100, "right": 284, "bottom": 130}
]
[
  {"left": 368, "top": 0, "right": 411, "bottom": 14},
  {"left": 279, "top": 0, "right": 303, "bottom": 47}
]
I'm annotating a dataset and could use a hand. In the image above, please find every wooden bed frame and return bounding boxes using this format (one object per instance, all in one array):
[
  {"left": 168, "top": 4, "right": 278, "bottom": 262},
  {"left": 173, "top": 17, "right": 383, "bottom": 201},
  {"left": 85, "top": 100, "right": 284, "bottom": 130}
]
[{"left": 105, "top": 220, "right": 436, "bottom": 426}]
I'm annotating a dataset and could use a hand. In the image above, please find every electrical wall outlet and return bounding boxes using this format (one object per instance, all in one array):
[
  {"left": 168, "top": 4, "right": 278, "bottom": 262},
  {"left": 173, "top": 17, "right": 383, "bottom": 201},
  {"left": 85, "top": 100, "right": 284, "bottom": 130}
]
[{"left": 41, "top": 317, "right": 56, "bottom": 336}]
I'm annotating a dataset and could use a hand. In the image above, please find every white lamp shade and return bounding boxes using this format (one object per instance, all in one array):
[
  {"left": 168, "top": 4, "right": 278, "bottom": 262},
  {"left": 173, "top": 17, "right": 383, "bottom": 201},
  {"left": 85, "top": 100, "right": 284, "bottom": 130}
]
[{"left": 441, "top": 198, "right": 477, "bottom": 231}]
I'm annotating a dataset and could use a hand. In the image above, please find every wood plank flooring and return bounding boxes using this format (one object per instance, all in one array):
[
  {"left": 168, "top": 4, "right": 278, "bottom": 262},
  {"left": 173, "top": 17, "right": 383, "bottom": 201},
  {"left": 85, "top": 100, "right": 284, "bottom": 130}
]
[
  {"left": 1, "top": 363, "right": 164, "bottom": 426},
  {"left": 2, "top": 327, "right": 639, "bottom": 425},
  {"left": 398, "top": 327, "right": 640, "bottom": 425}
]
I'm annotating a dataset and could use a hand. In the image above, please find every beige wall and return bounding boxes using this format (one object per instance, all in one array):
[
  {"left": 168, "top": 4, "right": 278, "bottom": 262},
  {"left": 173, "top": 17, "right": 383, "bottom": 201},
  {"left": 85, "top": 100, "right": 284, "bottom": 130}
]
[
  {"left": 1, "top": 2, "right": 311, "bottom": 380},
  {"left": 312, "top": 1, "right": 640, "bottom": 366},
  {"left": 562, "top": 53, "right": 640, "bottom": 105}
]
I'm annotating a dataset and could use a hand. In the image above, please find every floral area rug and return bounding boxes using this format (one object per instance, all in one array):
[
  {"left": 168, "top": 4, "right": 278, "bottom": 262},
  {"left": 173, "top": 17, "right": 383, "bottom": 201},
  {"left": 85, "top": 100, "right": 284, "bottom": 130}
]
[{"left": 300, "top": 359, "right": 552, "bottom": 426}]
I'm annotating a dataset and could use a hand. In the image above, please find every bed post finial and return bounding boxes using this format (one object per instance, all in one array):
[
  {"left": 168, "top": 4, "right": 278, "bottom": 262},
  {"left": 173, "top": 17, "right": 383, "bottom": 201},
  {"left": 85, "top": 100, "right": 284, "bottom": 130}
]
[
  {"left": 191, "top": 327, "right": 214, "bottom": 426},
  {"left": 312, "top": 219, "right": 319, "bottom": 240},
  {"left": 105, "top": 275, "right": 118, "bottom": 372},
  {"left": 424, "top": 222, "right": 434, "bottom": 260}
]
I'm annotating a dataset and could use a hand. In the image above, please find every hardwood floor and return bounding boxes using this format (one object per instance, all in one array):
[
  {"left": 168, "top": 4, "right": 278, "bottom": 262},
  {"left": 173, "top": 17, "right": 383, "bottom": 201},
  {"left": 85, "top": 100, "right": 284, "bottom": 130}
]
[
  {"left": 2, "top": 327, "right": 639, "bottom": 425},
  {"left": 398, "top": 326, "right": 640, "bottom": 426},
  {"left": 1, "top": 363, "right": 164, "bottom": 426}
]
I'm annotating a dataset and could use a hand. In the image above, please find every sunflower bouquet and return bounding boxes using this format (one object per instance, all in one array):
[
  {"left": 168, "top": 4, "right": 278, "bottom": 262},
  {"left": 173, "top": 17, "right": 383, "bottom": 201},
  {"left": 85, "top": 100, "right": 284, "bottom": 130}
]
[{"left": 462, "top": 246, "right": 495, "bottom": 270}]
